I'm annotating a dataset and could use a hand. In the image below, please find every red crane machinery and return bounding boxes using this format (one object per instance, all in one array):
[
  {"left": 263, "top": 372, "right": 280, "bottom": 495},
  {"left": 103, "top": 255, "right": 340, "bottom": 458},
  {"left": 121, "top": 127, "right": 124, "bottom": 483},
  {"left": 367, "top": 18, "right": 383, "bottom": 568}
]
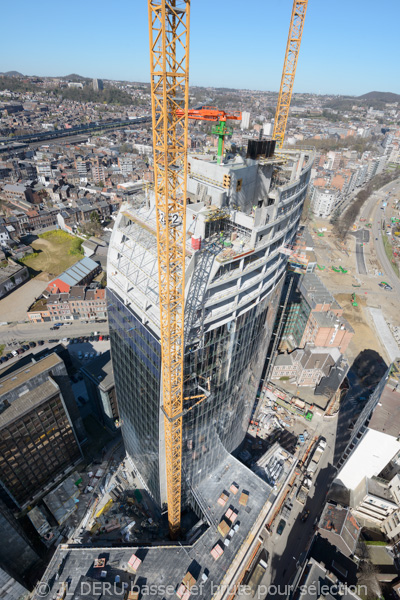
[{"left": 177, "top": 106, "right": 242, "bottom": 164}]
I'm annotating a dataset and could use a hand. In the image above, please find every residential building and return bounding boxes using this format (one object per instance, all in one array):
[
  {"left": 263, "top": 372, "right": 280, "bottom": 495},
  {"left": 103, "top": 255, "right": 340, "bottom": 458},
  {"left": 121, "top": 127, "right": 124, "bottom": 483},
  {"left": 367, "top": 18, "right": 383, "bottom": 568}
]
[
  {"left": 351, "top": 476, "right": 397, "bottom": 524},
  {"left": 1, "top": 183, "right": 34, "bottom": 205},
  {"left": 28, "top": 285, "right": 106, "bottom": 322},
  {"left": 240, "top": 111, "right": 250, "bottom": 130},
  {"left": 291, "top": 557, "right": 363, "bottom": 600},
  {"left": 318, "top": 503, "right": 361, "bottom": 557},
  {"left": 271, "top": 344, "right": 342, "bottom": 387},
  {"left": 300, "top": 309, "right": 354, "bottom": 354},
  {"left": 118, "top": 155, "right": 135, "bottom": 176},
  {"left": 311, "top": 185, "right": 340, "bottom": 218},
  {"left": 0, "top": 259, "right": 29, "bottom": 299}
]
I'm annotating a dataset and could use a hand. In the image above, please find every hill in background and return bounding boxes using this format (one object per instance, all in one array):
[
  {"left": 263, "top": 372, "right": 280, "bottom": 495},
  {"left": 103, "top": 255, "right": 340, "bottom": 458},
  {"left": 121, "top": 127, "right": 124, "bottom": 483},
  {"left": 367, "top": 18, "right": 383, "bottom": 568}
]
[
  {"left": 358, "top": 91, "right": 400, "bottom": 103},
  {"left": 0, "top": 71, "right": 24, "bottom": 77}
]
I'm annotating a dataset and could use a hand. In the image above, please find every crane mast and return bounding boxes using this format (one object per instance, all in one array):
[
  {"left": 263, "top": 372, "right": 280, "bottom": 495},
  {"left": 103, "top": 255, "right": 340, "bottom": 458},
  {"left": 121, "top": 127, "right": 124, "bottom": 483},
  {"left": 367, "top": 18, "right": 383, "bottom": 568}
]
[
  {"left": 148, "top": 0, "right": 190, "bottom": 537},
  {"left": 273, "top": 0, "right": 308, "bottom": 149}
]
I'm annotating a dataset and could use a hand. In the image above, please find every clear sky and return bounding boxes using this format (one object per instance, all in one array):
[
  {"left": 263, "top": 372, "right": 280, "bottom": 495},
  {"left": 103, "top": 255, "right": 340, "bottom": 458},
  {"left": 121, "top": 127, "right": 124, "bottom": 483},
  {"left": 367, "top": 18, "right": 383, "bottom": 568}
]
[{"left": 1, "top": 0, "right": 399, "bottom": 96}]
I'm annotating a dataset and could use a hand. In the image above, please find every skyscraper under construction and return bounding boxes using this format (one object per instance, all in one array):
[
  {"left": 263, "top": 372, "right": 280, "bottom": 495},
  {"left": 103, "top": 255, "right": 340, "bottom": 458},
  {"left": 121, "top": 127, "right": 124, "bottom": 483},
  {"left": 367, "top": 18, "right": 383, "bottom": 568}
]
[{"left": 107, "top": 145, "right": 314, "bottom": 509}]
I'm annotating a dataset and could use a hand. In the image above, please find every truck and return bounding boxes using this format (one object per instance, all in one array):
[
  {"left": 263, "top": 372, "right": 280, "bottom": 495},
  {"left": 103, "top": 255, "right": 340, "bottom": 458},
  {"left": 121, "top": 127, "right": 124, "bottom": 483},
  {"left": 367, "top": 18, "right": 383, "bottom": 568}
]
[
  {"left": 247, "top": 557, "right": 268, "bottom": 596},
  {"left": 306, "top": 440, "right": 326, "bottom": 476},
  {"left": 296, "top": 477, "right": 312, "bottom": 505}
]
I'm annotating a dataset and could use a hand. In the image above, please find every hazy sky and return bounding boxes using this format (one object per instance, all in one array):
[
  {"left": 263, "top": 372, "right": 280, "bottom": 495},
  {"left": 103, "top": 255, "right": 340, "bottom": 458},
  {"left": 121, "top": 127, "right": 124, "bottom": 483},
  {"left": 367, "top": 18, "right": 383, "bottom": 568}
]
[{"left": 1, "top": 0, "right": 399, "bottom": 96}]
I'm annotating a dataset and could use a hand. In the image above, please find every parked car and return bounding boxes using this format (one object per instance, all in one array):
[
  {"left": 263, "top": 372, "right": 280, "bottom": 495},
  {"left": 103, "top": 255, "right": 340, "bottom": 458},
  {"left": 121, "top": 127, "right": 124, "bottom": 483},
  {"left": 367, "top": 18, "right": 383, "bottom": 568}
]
[
  {"left": 6, "top": 353, "right": 13, "bottom": 359},
  {"left": 38, "top": 340, "right": 44, "bottom": 345},
  {"left": 17, "top": 348, "right": 24, "bottom": 355},
  {"left": 11, "top": 350, "right": 18, "bottom": 357},
  {"left": 22, "top": 345, "right": 30, "bottom": 351},
  {"left": 276, "top": 519, "right": 286, "bottom": 535},
  {"left": 0, "top": 356, "right": 8, "bottom": 363},
  {"left": 29, "top": 341, "right": 36, "bottom": 348}
]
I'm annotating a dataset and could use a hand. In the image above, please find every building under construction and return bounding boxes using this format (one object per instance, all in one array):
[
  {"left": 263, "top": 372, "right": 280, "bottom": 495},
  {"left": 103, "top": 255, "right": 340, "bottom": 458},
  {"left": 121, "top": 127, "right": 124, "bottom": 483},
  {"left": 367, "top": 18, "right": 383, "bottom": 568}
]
[{"left": 107, "top": 144, "right": 314, "bottom": 509}]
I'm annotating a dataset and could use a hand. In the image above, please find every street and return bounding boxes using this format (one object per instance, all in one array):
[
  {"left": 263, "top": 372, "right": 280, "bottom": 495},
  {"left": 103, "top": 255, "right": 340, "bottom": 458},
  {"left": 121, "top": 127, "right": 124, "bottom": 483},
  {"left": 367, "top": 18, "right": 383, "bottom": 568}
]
[{"left": 0, "top": 319, "right": 110, "bottom": 345}]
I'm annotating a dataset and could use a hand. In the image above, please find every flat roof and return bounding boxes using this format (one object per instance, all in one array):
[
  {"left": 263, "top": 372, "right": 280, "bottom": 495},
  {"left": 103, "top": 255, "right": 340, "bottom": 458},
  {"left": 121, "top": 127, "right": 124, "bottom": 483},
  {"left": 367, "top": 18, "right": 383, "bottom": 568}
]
[
  {"left": 335, "top": 428, "right": 400, "bottom": 491},
  {"left": 81, "top": 351, "right": 114, "bottom": 390},
  {"left": 0, "top": 352, "right": 61, "bottom": 396},
  {"left": 368, "top": 385, "right": 400, "bottom": 437},
  {"left": 300, "top": 272, "right": 335, "bottom": 307},
  {"left": 32, "top": 453, "right": 277, "bottom": 600},
  {"left": 0, "top": 379, "right": 59, "bottom": 428}
]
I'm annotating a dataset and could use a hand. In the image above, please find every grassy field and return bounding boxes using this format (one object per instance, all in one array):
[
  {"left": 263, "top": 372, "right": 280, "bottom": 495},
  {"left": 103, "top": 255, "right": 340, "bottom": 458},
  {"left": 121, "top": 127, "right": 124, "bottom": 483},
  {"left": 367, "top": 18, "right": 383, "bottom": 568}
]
[{"left": 20, "top": 230, "right": 83, "bottom": 278}]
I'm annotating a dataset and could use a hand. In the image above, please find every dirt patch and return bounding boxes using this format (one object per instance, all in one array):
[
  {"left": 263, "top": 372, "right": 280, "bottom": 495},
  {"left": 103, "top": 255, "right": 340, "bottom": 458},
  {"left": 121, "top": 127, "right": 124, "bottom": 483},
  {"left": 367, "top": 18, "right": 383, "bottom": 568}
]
[{"left": 335, "top": 293, "right": 387, "bottom": 363}]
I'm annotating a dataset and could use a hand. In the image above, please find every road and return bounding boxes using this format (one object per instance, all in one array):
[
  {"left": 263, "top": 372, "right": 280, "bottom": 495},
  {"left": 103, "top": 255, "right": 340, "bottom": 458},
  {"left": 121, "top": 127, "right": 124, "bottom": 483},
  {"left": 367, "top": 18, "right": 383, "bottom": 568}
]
[
  {"left": 353, "top": 229, "right": 369, "bottom": 275},
  {"left": 371, "top": 203, "right": 400, "bottom": 297},
  {"left": 0, "top": 320, "right": 110, "bottom": 345},
  {"left": 250, "top": 412, "right": 340, "bottom": 598}
]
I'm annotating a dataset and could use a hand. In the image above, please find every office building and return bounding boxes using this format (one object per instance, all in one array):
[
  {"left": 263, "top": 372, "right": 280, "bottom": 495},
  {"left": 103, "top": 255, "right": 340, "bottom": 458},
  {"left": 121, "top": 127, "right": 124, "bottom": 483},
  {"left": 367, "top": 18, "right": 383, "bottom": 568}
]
[
  {"left": 107, "top": 145, "right": 314, "bottom": 507},
  {"left": 0, "top": 354, "right": 84, "bottom": 509},
  {"left": 0, "top": 566, "right": 29, "bottom": 600},
  {"left": 92, "top": 78, "right": 104, "bottom": 91},
  {"left": 0, "top": 499, "right": 41, "bottom": 590},
  {"left": 81, "top": 351, "right": 119, "bottom": 431}
]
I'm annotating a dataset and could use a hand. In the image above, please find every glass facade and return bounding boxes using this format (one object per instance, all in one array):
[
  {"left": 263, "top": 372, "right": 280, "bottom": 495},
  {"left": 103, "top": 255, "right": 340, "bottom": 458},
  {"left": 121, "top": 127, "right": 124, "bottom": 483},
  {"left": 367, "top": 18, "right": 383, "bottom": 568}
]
[
  {"left": 107, "top": 149, "right": 314, "bottom": 510},
  {"left": 0, "top": 392, "right": 81, "bottom": 507},
  {"left": 107, "top": 288, "right": 162, "bottom": 504},
  {"left": 282, "top": 293, "right": 311, "bottom": 348},
  {"left": 108, "top": 277, "right": 283, "bottom": 507},
  {"left": 182, "top": 281, "right": 283, "bottom": 493}
]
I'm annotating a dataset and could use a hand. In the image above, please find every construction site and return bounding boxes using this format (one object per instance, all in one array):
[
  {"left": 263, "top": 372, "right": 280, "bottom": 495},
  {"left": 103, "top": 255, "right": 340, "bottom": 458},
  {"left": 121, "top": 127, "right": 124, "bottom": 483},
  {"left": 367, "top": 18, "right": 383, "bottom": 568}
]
[{"left": 32, "top": 1, "right": 316, "bottom": 599}]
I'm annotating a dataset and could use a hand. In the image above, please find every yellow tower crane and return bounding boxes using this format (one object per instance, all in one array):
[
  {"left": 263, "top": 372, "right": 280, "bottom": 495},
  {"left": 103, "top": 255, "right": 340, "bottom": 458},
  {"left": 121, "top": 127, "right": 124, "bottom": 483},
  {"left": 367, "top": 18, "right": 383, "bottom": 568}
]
[
  {"left": 273, "top": 0, "right": 308, "bottom": 149},
  {"left": 147, "top": 0, "right": 190, "bottom": 537}
]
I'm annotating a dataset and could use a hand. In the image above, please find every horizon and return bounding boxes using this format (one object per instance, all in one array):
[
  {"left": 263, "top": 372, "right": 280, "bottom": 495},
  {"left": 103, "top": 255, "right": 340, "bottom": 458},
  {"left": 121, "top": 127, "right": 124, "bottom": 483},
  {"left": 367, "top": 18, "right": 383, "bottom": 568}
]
[
  {"left": 1, "top": 71, "right": 398, "bottom": 100},
  {"left": 1, "top": 0, "right": 399, "bottom": 96}
]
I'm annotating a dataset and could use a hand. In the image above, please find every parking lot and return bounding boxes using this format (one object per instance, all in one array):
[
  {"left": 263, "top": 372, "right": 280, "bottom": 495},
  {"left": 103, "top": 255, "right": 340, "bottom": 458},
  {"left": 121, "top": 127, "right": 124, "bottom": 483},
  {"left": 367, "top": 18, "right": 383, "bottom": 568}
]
[{"left": 0, "top": 332, "right": 111, "bottom": 370}]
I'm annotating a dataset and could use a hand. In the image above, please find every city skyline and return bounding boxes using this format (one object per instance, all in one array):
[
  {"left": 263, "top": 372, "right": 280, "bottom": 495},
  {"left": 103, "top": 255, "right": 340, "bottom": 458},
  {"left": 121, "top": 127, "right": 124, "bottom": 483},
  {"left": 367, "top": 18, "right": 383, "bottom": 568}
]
[{"left": 1, "top": 0, "right": 399, "bottom": 96}]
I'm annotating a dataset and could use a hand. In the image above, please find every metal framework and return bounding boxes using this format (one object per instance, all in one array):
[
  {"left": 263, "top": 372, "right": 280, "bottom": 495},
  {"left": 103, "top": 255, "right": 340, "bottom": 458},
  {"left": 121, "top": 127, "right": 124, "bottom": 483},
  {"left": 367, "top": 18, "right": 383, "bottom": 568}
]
[
  {"left": 148, "top": 0, "right": 190, "bottom": 537},
  {"left": 273, "top": 0, "right": 308, "bottom": 149}
]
